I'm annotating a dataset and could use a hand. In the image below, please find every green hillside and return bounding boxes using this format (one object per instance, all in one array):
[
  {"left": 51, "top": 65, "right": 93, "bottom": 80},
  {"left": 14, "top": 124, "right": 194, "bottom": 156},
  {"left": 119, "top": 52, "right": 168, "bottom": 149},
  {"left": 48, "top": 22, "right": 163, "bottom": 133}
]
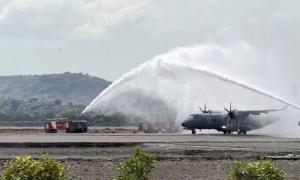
[{"left": 0, "top": 72, "right": 111, "bottom": 105}]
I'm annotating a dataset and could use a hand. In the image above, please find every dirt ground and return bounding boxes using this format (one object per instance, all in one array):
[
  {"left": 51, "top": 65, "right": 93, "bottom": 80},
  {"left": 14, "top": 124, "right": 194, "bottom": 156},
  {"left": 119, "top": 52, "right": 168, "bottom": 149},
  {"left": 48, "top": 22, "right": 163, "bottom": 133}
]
[
  {"left": 0, "top": 158, "right": 298, "bottom": 180},
  {"left": 0, "top": 152, "right": 298, "bottom": 180},
  {"left": 86, "top": 160, "right": 300, "bottom": 180},
  {"left": 63, "top": 159, "right": 299, "bottom": 180},
  {"left": 0, "top": 159, "right": 296, "bottom": 180}
]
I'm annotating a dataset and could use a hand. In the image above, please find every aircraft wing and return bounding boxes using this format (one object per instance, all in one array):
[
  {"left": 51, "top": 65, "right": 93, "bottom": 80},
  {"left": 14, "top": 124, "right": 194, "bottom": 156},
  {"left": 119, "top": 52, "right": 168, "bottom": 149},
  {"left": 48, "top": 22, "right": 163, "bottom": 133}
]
[{"left": 237, "top": 105, "right": 287, "bottom": 117}]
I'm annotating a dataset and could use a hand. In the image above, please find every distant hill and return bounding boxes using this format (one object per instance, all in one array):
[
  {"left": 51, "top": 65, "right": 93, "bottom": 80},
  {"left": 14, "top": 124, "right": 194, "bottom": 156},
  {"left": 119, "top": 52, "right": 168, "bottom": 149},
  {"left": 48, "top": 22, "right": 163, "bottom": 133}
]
[
  {"left": 0, "top": 98, "right": 85, "bottom": 116},
  {"left": 0, "top": 72, "right": 111, "bottom": 105}
]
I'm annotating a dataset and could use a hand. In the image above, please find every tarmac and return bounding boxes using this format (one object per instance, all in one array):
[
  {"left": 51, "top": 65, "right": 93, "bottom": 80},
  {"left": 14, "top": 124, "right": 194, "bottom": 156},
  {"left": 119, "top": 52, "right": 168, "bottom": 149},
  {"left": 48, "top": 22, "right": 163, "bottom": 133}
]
[
  {"left": 0, "top": 133, "right": 299, "bottom": 160},
  {"left": 0, "top": 133, "right": 299, "bottom": 143},
  {"left": 0, "top": 133, "right": 299, "bottom": 179}
]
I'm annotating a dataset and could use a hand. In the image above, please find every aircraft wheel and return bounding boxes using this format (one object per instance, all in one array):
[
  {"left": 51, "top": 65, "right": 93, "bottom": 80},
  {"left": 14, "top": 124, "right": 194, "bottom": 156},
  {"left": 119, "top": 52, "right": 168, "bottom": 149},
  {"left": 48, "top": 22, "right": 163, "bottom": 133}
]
[
  {"left": 223, "top": 131, "right": 227, "bottom": 135},
  {"left": 191, "top": 129, "right": 196, "bottom": 134},
  {"left": 242, "top": 131, "right": 247, "bottom": 135}
]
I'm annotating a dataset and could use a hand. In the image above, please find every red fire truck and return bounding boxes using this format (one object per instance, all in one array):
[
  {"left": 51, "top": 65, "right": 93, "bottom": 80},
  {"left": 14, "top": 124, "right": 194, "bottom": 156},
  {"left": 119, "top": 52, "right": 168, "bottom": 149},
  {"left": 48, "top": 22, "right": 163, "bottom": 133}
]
[{"left": 44, "top": 118, "right": 88, "bottom": 133}]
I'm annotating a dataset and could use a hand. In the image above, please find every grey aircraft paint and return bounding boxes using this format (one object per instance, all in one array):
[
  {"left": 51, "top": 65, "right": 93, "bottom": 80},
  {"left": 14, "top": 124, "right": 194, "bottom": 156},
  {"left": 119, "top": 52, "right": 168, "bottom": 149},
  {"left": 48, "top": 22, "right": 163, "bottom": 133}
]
[{"left": 181, "top": 104, "right": 285, "bottom": 135}]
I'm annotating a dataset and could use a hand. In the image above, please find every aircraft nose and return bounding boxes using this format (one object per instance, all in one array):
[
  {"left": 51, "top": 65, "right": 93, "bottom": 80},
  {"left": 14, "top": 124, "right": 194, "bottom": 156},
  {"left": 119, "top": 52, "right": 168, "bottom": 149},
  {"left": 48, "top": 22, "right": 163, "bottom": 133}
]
[{"left": 181, "top": 122, "right": 186, "bottom": 127}]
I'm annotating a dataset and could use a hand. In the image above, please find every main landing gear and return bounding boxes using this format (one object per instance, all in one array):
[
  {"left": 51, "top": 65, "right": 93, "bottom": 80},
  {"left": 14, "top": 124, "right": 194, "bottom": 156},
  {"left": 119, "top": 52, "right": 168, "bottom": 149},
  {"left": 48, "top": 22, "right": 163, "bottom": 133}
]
[
  {"left": 223, "top": 130, "right": 247, "bottom": 135},
  {"left": 223, "top": 131, "right": 232, "bottom": 135},
  {"left": 191, "top": 129, "right": 196, "bottom": 134},
  {"left": 238, "top": 130, "right": 247, "bottom": 135}
]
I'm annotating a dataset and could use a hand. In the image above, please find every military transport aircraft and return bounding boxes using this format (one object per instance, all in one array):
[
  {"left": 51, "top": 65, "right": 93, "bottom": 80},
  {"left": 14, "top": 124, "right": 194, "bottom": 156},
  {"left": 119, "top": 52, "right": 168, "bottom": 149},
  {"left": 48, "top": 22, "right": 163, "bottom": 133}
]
[{"left": 181, "top": 104, "right": 286, "bottom": 135}]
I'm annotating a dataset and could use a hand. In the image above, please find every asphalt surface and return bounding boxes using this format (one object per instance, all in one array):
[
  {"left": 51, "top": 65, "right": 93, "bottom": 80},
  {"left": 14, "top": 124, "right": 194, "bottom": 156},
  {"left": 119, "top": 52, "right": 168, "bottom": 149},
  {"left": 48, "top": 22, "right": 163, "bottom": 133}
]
[
  {"left": 0, "top": 133, "right": 299, "bottom": 143},
  {"left": 0, "top": 134, "right": 298, "bottom": 157},
  {"left": 0, "top": 134, "right": 299, "bottom": 179}
]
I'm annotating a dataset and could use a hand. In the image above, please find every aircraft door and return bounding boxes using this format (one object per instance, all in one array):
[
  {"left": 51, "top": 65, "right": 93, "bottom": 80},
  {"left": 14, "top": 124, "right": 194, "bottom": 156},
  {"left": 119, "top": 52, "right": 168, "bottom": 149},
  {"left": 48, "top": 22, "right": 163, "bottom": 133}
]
[
  {"left": 206, "top": 116, "right": 217, "bottom": 128},
  {"left": 206, "top": 116, "right": 211, "bottom": 125}
]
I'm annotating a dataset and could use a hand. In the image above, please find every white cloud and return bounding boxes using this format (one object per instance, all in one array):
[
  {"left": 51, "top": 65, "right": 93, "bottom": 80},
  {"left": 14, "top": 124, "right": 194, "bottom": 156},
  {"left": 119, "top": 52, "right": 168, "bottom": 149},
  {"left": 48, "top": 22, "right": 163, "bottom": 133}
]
[
  {"left": 0, "top": 0, "right": 299, "bottom": 102},
  {"left": 76, "top": 0, "right": 151, "bottom": 35},
  {"left": 0, "top": 0, "right": 152, "bottom": 38},
  {"left": 0, "top": 0, "right": 56, "bottom": 21}
]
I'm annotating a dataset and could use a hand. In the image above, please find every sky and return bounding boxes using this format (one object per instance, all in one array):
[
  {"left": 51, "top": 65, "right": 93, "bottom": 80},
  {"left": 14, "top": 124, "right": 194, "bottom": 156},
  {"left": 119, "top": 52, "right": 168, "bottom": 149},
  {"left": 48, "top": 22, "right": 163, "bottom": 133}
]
[{"left": 0, "top": 0, "right": 299, "bottom": 84}]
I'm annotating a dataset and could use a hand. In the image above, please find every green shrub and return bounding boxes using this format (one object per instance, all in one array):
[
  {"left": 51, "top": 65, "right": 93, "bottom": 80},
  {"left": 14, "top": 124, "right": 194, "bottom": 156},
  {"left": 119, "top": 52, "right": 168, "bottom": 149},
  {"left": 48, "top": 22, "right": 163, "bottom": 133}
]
[
  {"left": 2, "top": 155, "right": 67, "bottom": 180},
  {"left": 228, "top": 159, "right": 285, "bottom": 180},
  {"left": 117, "top": 147, "right": 155, "bottom": 180},
  {"left": 1, "top": 156, "right": 37, "bottom": 180},
  {"left": 34, "top": 155, "right": 68, "bottom": 180}
]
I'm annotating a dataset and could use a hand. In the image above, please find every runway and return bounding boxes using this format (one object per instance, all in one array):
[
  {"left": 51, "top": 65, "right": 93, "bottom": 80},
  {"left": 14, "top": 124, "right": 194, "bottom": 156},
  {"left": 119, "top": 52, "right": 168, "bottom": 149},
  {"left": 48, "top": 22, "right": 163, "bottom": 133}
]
[
  {"left": 0, "top": 134, "right": 299, "bottom": 158},
  {"left": 0, "top": 134, "right": 299, "bottom": 179},
  {"left": 0, "top": 133, "right": 299, "bottom": 143}
]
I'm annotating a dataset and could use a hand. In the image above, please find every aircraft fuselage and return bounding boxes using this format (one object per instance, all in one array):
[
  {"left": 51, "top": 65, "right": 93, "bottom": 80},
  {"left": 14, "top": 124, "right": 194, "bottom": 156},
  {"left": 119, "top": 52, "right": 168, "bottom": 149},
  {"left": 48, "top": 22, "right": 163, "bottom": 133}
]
[{"left": 181, "top": 112, "right": 271, "bottom": 134}]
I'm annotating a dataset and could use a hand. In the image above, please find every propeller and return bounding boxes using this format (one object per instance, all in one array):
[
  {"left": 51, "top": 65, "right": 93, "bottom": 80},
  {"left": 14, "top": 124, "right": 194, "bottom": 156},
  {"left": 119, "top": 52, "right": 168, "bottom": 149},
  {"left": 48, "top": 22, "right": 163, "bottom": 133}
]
[
  {"left": 224, "top": 103, "right": 240, "bottom": 133},
  {"left": 224, "top": 103, "right": 237, "bottom": 119},
  {"left": 199, "top": 105, "right": 212, "bottom": 114}
]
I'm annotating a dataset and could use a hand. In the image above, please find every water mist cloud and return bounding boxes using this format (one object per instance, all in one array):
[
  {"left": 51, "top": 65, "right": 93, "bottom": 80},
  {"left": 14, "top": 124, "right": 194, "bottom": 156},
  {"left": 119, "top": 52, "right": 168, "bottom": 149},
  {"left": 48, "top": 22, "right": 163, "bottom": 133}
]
[{"left": 83, "top": 42, "right": 300, "bottom": 138}]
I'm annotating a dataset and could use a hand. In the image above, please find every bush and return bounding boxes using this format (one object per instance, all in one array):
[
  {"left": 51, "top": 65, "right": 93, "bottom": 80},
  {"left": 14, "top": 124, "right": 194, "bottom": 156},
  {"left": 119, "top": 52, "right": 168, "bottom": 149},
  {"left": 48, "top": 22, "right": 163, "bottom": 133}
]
[
  {"left": 117, "top": 147, "right": 155, "bottom": 180},
  {"left": 228, "top": 159, "right": 285, "bottom": 180},
  {"left": 2, "top": 155, "right": 68, "bottom": 180}
]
